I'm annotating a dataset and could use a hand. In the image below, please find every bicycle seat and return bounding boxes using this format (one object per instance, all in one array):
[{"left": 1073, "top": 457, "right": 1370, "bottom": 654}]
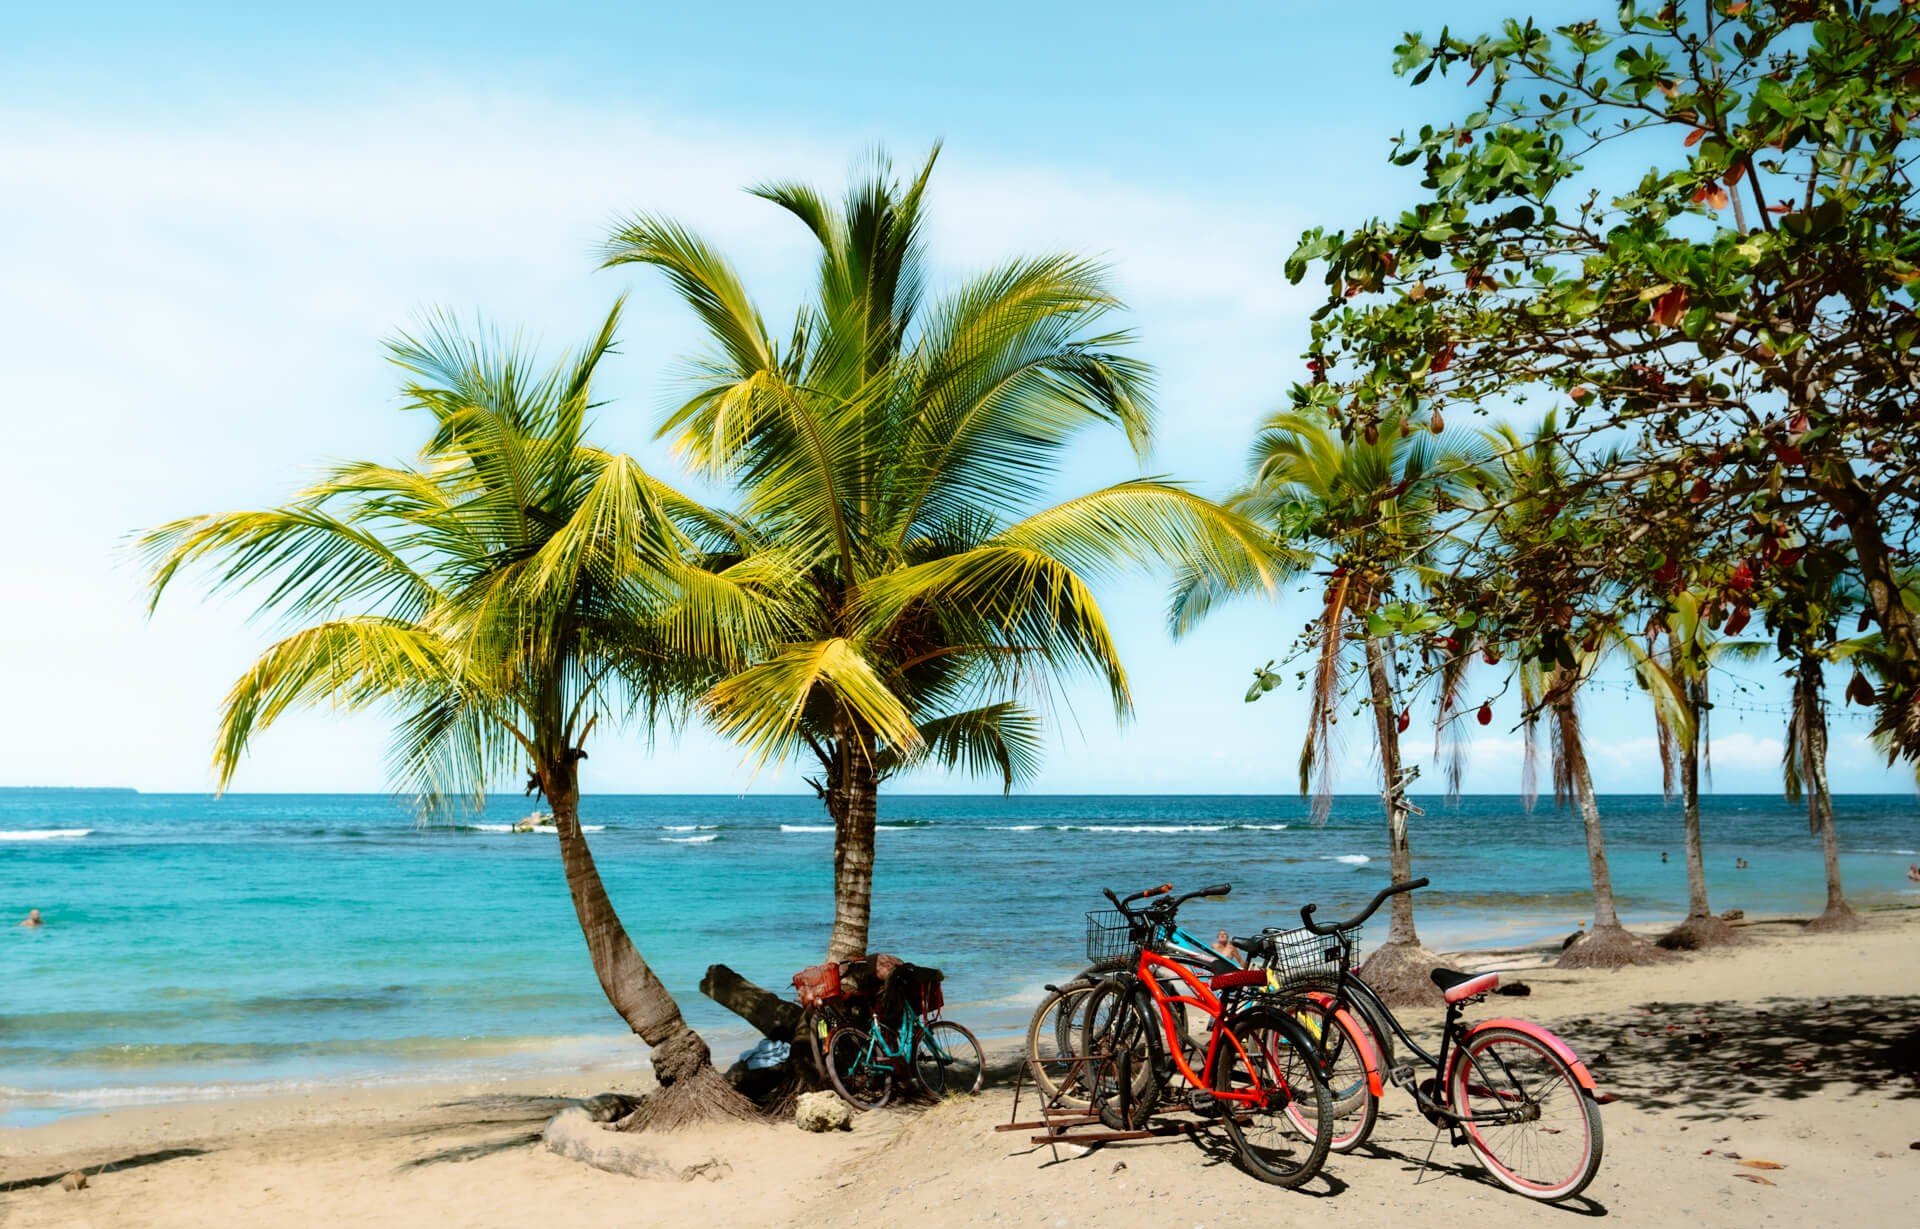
[
  {"left": 1229, "top": 934, "right": 1263, "bottom": 955},
  {"left": 1430, "top": 966, "right": 1500, "bottom": 1004}
]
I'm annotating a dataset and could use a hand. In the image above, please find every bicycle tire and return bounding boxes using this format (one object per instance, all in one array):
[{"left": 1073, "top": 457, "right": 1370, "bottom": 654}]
[
  {"left": 914, "top": 1021, "right": 985, "bottom": 1099},
  {"left": 1082, "top": 980, "right": 1163, "bottom": 1130},
  {"left": 1447, "top": 1025, "right": 1603, "bottom": 1201},
  {"left": 825, "top": 1025, "right": 894, "bottom": 1110},
  {"left": 1281, "top": 996, "right": 1379, "bottom": 1152},
  {"left": 1212, "top": 1005, "right": 1334, "bottom": 1188},
  {"left": 1024, "top": 978, "right": 1099, "bottom": 1107}
]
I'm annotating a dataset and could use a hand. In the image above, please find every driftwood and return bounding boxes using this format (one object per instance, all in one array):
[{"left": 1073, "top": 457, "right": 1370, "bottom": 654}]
[{"left": 701, "top": 964, "right": 804, "bottom": 1042}]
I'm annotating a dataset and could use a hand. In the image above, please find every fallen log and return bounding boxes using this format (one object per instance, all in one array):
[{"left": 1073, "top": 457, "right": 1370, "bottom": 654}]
[{"left": 701, "top": 964, "right": 803, "bottom": 1042}]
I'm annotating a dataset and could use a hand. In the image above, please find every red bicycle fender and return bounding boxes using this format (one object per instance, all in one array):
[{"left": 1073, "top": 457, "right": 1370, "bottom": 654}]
[
  {"left": 1472, "top": 1019, "right": 1598, "bottom": 1092},
  {"left": 1302, "top": 991, "right": 1385, "bottom": 1097}
]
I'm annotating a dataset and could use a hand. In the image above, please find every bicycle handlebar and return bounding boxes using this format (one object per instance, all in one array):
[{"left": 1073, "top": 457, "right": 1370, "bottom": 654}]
[
  {"left": 1102, "top": 882, "right": 1229, "bottom": 918},
  {"left": 1300, "top": 877, "right": 1429, "bottom": 934}
]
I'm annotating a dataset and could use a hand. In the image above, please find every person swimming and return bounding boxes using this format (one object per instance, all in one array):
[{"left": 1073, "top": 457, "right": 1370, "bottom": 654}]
[
  {"left": 1907, "top": 862, "right": 1920, "bottom": 884},
  {"left": 19, "top": 908, "right": 42, "bottom": 928}
]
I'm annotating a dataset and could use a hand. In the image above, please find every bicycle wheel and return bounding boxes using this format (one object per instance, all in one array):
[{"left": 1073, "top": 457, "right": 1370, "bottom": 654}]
[
  {"left": 825, "top": 1025, "right": 895, "bottom": 1110},
  {"left": 914, "top": 1021, "right": 985, "bottom": 1099},
  {"left": 1283, "top": 997, "right": 1378, "bottom": 1152},
  {"left": 1082, "top": 981, "right": 1163, "bottom": 1130},
  {"left": 1212, "top": 1006, "right": 1333, "bottom": 1188},
  {"left": 1447, "top": 1025, "right": 1603, "bottom": 1201},
  {"left": 1024, "top": 978, "right": 1099, "bottom": 1107}
]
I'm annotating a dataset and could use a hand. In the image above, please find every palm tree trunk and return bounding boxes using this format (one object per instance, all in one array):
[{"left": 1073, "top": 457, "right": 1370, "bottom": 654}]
[
  {"left": 1659, "top": 706, "right": 1737, "bottom": 950},
  {"left": 1354, "top": 633, "right": 1440, "bottom": 1004},
  {"left": 543, "top": 757, "right": 753, "bottom": 1125},
  {"left": 825, "top": 730, "right": 879, "bottom": 963},
  {"left": 1362, "top": 634, "right": 1419, "bottom": 944},
  {"left": 1798, "top": 655, "right": 1862, "bottom": 931},
  {"left": 1679, "top": 732, "right": 1710, "bottom": 920},
  {"left": 1553, "top": 697, "right": 1665, "bottom": 967},
  {"left": 1554, "top": 701, "right": 1620, "bottom": 930}
]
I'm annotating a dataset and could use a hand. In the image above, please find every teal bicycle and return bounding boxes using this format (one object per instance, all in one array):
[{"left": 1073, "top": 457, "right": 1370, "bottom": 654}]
[{"left": 825, "top": 979, "right": 985, "bottom": 1110}]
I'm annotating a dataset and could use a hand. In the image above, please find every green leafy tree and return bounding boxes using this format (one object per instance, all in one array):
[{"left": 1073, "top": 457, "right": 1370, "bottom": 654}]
[
  {"left": 141, "top": 308, "right": 782, "bottom": 1127},
  {"left": 1283, "top": 1, "right": 1920, "bottom": 766},
  {"left": 603, "top": 149, "right": 1276, "bottom": 962},
  {"left": 1176, "top": 406, "right": 1476, "bottom": 1005}
]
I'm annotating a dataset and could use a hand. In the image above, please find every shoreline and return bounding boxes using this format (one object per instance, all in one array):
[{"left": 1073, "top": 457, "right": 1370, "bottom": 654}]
[
  {"left": 8, "top": 901, "right": 1916, "bottom": 1130},
  {"left": 4, "top": 905, "right": 1916, "bottom": 1227}
]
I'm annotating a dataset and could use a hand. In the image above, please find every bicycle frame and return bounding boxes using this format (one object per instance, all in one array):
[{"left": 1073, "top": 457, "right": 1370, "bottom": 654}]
[{"left": 1131, "top": 945, "right": 1271, "bottom": 1109}]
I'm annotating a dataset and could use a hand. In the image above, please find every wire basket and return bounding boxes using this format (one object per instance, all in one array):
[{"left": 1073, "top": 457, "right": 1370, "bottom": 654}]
[
  {"left": 1256, "top": 925, "right": 1357, "bottom": 991},
  {"left": 1084, "top": 910, "right": 1148, "bottom": 964}
]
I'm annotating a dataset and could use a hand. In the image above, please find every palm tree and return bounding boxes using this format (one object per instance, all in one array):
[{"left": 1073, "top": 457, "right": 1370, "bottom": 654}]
[
  {"left": 140, "top": 306, "right": 783, "bottom": 1127},
  {"left": 1175, "top": 406, "right": 1476, "bottom": 1005},
  {"left": 1638, "top": 590, "right": 1766, "bottom": 950},
  {"left": 603, "top": 148, "right": 1277, "bottom": 962},
  {"left": 1776, "top": 569, "right": 1868, "bottom": 932},
  {"left": 1482, "top": 419, "right": 1669, "bottom": 968}
]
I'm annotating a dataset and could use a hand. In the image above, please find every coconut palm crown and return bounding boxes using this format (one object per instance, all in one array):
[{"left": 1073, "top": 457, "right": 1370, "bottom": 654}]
[
  {"left": 139, "top": 305, "right": 784, "bottom": 1123},
  {"left": 603, "top": 147, "right": 1277, "bottom": 961}
]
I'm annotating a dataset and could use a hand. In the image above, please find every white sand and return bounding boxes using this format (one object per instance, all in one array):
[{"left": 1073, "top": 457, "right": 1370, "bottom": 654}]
[{"left": 5, "top": 909, "right": 1917, "bottom": 1228}]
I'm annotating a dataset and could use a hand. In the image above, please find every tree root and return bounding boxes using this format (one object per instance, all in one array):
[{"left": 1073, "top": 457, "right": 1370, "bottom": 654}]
[
  {"left": 544, "top": 1106, "right": 735, "bottom": 1179},
  {"left": 1357, "top": 940, "right": 1446, "bottom": 1007},
  {"left": 1555, "top": 923, "right": 1673, "bottom": 969},
  {"left": 614, "top": 1064, "right": 764, "bottom": 1133},
  {"left": 1657, "top": 913, "right": 1742, "bottom": 951},
  {"left": 1804, "top": 903, "right": 1867, "bottom": 933}
]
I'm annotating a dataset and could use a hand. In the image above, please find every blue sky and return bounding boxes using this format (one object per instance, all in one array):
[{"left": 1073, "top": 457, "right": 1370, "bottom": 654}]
[{"left": 1, "top": 1, "right": 1911, "bottom": 795}]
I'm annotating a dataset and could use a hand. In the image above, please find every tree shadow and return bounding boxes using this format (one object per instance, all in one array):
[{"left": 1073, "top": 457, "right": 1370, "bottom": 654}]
[
  {"left": 1561, "top": 994, "right": 1920, "bottom": 1122},
  {"left": 389, "top": 1093, "right": 574, "bottom": 1170},
  {"left": 2, "top": 1147, "right": 210, "bottom": 1192}
]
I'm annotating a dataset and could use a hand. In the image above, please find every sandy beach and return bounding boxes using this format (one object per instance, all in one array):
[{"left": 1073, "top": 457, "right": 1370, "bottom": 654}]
[{"left": 5, "top": 908, "right": 1917, "bottom": 1229}]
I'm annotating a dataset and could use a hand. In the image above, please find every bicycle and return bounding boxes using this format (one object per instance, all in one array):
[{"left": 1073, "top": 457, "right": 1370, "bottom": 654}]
[
  {"left": 823, "top": 974, "right": 984, "bottom": 1110},
  {"left": 1080, "top": 883, "right": 1334, "bottom": 1188},
  {"left": 1242, "top": 878, "right": 1604, "bottom": 1202},
  {"left": 1024, "top": 898, "right": 1239, "bottom": 1108}
]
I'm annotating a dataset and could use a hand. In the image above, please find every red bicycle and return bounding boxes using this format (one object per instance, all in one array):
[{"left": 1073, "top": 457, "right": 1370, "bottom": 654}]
[{"left": 1080, "top": 883, "right": 1334, "bottom": 1188}]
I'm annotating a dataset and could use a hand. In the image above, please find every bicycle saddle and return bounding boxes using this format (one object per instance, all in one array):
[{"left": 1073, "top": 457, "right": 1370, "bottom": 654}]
[{"left": 1429, "top": 966, "right": 1500, "bottom": 1004}]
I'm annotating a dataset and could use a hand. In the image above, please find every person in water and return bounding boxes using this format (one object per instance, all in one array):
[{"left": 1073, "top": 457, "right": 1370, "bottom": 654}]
[
  {"left": 1213, "top": 929, "right": 1237, "bottom": 962},
  {"left": 1661, "top": 850, "right": 1668, "bottom": 864},
  {"left": 1907, "top": 862, "right": 1920, "bottom": 883},
  {"left": 19, "top": 909, "right": 42, "bottom": 928}
]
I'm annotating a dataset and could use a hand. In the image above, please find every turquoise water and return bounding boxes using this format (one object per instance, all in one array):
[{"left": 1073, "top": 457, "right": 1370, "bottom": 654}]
[{"left": 3, "top": 789, "right": 1915, "bottom": 1124}]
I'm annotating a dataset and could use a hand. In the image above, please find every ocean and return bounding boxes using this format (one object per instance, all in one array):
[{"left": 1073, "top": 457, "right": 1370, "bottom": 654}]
[{"left": 3, "top": 789, "right": 1915, "bottom": 1126}]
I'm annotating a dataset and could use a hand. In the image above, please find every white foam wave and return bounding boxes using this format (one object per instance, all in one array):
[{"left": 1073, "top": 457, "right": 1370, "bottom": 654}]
[
  {"left": 0, "top": 828, "right": 91, "bottom": 841},
  {"left": 779, "top": 825, "right": 833, "bottom": 833},
  {"left": 660, "top": 834, "right": 718, "bottom": 844},
  {"left": 1326, "top": 854, "right": 1372, "bottom": 865},
  {"left": 661, "top": 825, "right": 718, "bottom": 832},
  {"left": 991, "top": 824, "right": 1041, "bottom": 831}
]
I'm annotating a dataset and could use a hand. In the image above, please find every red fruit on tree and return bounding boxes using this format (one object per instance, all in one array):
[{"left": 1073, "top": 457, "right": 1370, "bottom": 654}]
[
  {"left": 1429, "top": 409, "right": 1446, "bottom": 434},
  {"left": 1397, "top": 709, "right": 1412, "bottom": 733},
  {"left": 1729, "top": 561, "right": 1755, "bottom": 591},
  {"left": 1477, "top": 703, "right": 1493, "bottom": 726},
  {"left": 1482, "top": 646, "right": 1500, "bottom": 665},
  {"left": 1651, "top": 285, "right": 1690, "bottom": 328},
  {"left": 1723, "top": 604, "right": 1753, "bottom": 635}
]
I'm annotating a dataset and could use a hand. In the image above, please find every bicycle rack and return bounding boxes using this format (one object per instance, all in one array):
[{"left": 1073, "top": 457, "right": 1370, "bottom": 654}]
[{"left": 995, "top": 1043, "right": 1225, "bottom": 1155}]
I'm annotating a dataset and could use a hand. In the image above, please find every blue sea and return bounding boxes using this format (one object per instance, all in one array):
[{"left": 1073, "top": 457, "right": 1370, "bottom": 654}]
[{"left": 3, "top": 789, "right": 1915, "bottom": 1126}]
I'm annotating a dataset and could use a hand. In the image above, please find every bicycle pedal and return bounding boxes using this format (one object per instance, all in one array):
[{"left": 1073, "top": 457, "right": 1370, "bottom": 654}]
[
  {"left": 1388, "top": 1064, "right": 1418, "bottom": 1090},
  {"left": 1186, "top": 1089, "right": 1220, "bottom": 1114}
]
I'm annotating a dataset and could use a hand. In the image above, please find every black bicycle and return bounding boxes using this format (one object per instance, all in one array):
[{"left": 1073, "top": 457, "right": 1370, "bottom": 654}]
[{"left": 1240, "top": 879, "right": 1605, "bottom": 1202}]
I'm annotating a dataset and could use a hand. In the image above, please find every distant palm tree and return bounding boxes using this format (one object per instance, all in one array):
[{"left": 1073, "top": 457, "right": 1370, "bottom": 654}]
[
  {"left": 1637, "top": 591, "right": 1766, "bottom": 949},
  {"left": 603, "top": 148, "right": 1277, "bottom": 962},
  {"left": 140, "top": 306, "right": 782, "bottom": 1127},
  {"left": 1483, "top": 419, "right": 1669, "bottom": 968},
  {"left": 1777, "top": 571, "right": 1868, "bottom": 932},
  {"left": 1174, "top": 406, "right": 1476, "bottom": 1004}
]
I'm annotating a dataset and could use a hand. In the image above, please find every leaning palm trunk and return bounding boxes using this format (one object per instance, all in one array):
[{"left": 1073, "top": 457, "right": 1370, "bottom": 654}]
[
  {"left": 825, "top": 729, "right": 880, "bottom": 962},
  {"left": 1354, "top": 633, "right": 1443, "bottom": 1005},
  {"left": 1660, "top": 720, "right": 1737, "bottom": 949},
  {"left": 544, "top": 758, "right": 756, "bottom": 1128},
  {"left": 1795, "top": 657, "right": 1862, "bottom": 932},
  {"left": 1553, "top": 701, "right": 1666, "bottom": 968}
]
